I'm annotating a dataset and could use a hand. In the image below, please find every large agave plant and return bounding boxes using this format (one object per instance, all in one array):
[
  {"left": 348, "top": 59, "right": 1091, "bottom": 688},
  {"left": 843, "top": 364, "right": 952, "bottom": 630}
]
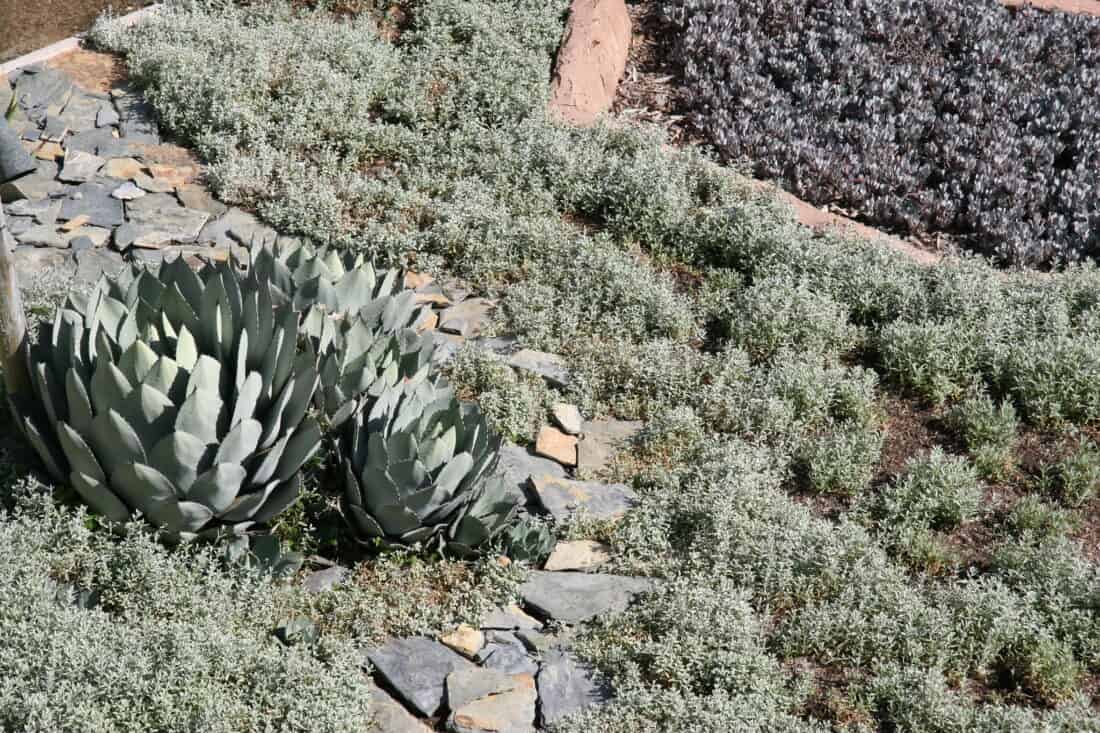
[
  {"left": 342, "top": 373, "right": 518, "bottom": 555},
  {"left": 8, "top": 257, "right": 322, "bottom": 537}
]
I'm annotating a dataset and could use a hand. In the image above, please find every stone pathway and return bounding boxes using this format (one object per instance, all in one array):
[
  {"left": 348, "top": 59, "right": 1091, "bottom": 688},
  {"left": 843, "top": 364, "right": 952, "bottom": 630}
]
[
  {"left": 5, "top": 54, "right": 655, "bottom": 733},
  {"left": 1, "top": 61, "right": 283, "bottom": 285}
]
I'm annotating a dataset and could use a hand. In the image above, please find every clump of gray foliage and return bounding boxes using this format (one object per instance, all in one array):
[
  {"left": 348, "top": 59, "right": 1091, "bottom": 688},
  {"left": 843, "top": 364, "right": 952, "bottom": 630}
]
[{"left": 663, "top": 0, "right": 1100, "bottom": 267}]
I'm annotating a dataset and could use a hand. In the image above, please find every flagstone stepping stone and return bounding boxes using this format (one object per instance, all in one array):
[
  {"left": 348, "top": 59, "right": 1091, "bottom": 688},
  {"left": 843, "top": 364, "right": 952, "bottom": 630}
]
[
  {"left": 534, "top": 426, "right": 577, "bottom": 467},
  {"left": 111, "top": 181, "right": 145, "bottom": 200},
  {"left": 15, "top": 68, "right": 73, "bottom": 121},
  {"left": 42, "top": 116, "right": 69, "bottom": 142},
  {"left": 537, "top": 650, "right": 612, "bottom": 727},
  {"left": 176, "top": 183, "right": 227, "bottom": 216},
  {"left": 493, "top": 442, "right": 566, "bottom": 503},
  {"left": 102, "top": 157, "right": 144, "bottom": 180},
  {"left": 114, "top": 93, "right": 161, "bottom": 144},
  {"left": 5, "top": 216, "right": 32, "bottom": 237},
  {"left": 366, "top": 682, "right": 433, "bottom": 733},
  {"left": 439, "top": 298, "right": 494, "bottom": 337},
  {"left": 552, "top": 403, "right": 583, "bottom": 435},
  {"left": 577, "top": 418, "right": 644, "bottom": 474},
  {"left": 59, "top": 91, "right": 105, "bottom": 133},
  {"left": 480, "top": 604, "right": 543, "bottom": 632},
  {"left": 65, "top": 128, "right": 119, "bottom": 156},
  {"left": 59, "top": 182, "right": 124, "bottom": 228},
  {"left": 365, "top": 637, "right": 478, "bottom": 717},
  {"left": 133, "top": 171, "right": 175, "bottom": 193},
  {"left": 0, "top": 163, "right": 62, "bottom": 202},
  {"left": 519, "top": 571, "right": 653, "bottom": 624},
  {"left": 543, "top": 540, "right": 612, "bottom": 572},
  {"left": 96, "top": 105, "right": 120, "bottom": 129},
  {"left": 445, "top": 669, "right": 537, "bottom": 733},
  {"left": 126, "top": 194, "right": 210, "bottom": 242},
  {"left": 476, "top": 632, "right": 539, "bottom": 676},
  {"left": 58, "top": 150, "right": 105, "bottom": 183},
  {"left": 197, "top": 206, "right": 277, "bottom": 247},
  {"left": 529, "top": 475, "right": 637, "bottom": 522},
  {"left": 509, "top": 349, "right": 571, "bottom": 388}
]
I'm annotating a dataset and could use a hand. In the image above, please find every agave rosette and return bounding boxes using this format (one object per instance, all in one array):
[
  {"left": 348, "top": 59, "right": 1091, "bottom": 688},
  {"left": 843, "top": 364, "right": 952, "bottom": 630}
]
[
  {"left": 342, "top": 373, "right": 518, "bottom": 555},
  {"left": 9, "top": 257, "right": 322, "bottom": 537}
]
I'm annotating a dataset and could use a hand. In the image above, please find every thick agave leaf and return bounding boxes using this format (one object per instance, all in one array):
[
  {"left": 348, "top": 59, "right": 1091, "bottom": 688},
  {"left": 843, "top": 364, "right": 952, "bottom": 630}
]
[
  {"left": 65, "top": 368, "right": 94, "bottom": 435},
  {"left": 219, "top": 479, "right": 281, "bottom": 522},
  {"left": 90, "top": 357, "right": 132, "bottom": 415},
  {"left": 57, "top": 422, "right": 105, "bottom": 482},
  {"left": 433, "top": 453, "right": 474, "bottom": 497},
  {"left": 274, "top": 418, "right": 322, "bottom": 483},
  {"left": 111, "top": 463, "right": 182, "bottom": 531},
  {"left": 175, "top": 325, "right": 199, "bottom": 372},
  {"left": 88, "top": 410, "right": 147, "bottom": 476},
  {"left": 250, "top": 474, "right": 301, "bottom": 525},
  {"left": 70, "top": 471, "right": 130, "bottom": 523},
  {"left": 175, "top": 388, "right": 223, "bottom": 445},
  {"left": 116, "top": 384, "right": 177, "bottom": 451},
  {"left": 15, "top": 409, "right": 66, "bottom": 480},
  {"left": 143, "top": 357, "right": 183, "bottom": 404},
  {"left": 372, "top": 503, "right": 423, "bottom": 536},
  {"left": 33, "top": 361, "right": 65, "bottom": 432},
  {"left": 187, "top": 463, "right": 246, "bottom": 514},
  {"left": 117, "top": 341, "right": 160, "bottom": 392},
  {"left": 177, "top": 501, "right": 215, "bottom": 533},
  {"left": 230, "top": 372, "right": 263, "bottom": 428},
  {"left": 216, "top": 419, "right": 262, "bottom": 465},
  {"left": 148, "top": 431, "right": 210, "bottom": 494}
]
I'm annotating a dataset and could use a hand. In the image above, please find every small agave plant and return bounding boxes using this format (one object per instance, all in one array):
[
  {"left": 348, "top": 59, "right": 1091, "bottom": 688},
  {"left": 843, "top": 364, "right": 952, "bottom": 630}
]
[
  {"left": 342, "top": 370, "right": 520, "bottom": 555},
  {"left": 8, "top": 257, "right": 322, "bottom": 538}
]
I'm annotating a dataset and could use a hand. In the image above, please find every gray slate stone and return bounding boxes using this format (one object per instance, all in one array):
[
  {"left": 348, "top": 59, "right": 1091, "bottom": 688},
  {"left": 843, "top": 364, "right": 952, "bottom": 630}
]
[
  {"left": 114, "top": 93, "right": 160, "bottom": 143},
  {"left": 0, "top": 79, "right": 11, "bottom": 121},
  {"left": 197, "top": 206, "right": 276, "bottom": 247},
  {"left": 58, "top": 150, "right": 105, "bottom": 183},
  {"left": 366, "top": 682, "right": 433, "bottom": 733},
  {"left": 59, "top": 182, "right": 124, "bottom": 228},
  {"left": 73, "top": 248, "right": 125, "bottom": 284},
  {"left": 5, "top": 216, "right": 33, "bottom": 237},
  {"left": 537, "top": 650, "right": 612, "bottom": 727},
  {"left": 446, "top": 669, "right": 537, "bottom": 733},
  {"left": 439, "top": 297, "right": 494, "bottom": 337},
  {"left": 95, "top": 104, "right": 120, "bottom": 129},
  {"left": 519, "top": 571, "right": 653, "bottom": 624},
  {"left": 577, "top": 419, "right": 644, "bottom": 474},
  {"left": 0, "top": 164, "right": 62, "bottom": 202},
  {"left": 479, "top": 605, "right": 543, "bottom": 632},
  {"left": 176, "top": 183, "right": 227, "bottom": 216},
  {"left": 493, "top": 442, "right": 566, "bottom": 505},
  {"left": 15, "top": 68, "right": 72, "bottom": 117},
  {"left": 468, "top": 335, "right": 520, "bottom": 355},
  {"left": 111, "top": 181, "right": 145, "bottom": 200},
  {"left": 42, "top": 115, "right": 69, "bottom": 142},
  {"left": 13, "top": 246, "right": 68, "bottom": 282},
  {"left": 302, "top": 565, "right": 348, "bottom": 594},
  {"left": 508, "top": 349, "right": 570, "bottom": 388},
  {"left": 529, "top": 476, "right": 638, "bottom": 522},
  {"left": 430, "top": 332, "right": 465, "bottom": 367},
  {"left": 65, "top": 128, "right": 118, "bottom": 156},
  {"left": 15, "top": 224, "right": 66, "bottom": 248},
  {"left": 365, "top": 637, "right": 478, "bottom": 717},
  {"left": 477, "top": 632, "right": 539, "bottom": 676},
  {"left": 126, "top": 194, "right": 210, "bottom": 242},
  {"left": 69, "top": 235, "right": 95, "bottom": 253},
  {"left": 59, "top": 91, "right": 103, "bottom": 133}
]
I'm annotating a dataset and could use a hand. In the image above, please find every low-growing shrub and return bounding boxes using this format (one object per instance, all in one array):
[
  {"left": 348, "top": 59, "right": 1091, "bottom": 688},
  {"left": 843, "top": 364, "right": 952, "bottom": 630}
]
[
  {"left": 946, "top": 389, "right": 1018, "bottom": 480},
  {"left": 1047, "top": 441, "right": 1100, "bottom": 508},
  {"left": 872, "top": 449, "right": 984, "bottom": 532},
  {"left": 1006, "top": 496, "right": 1079, "bottom": 544},
  {"left": 725, "top": 275, "right": 859, "bottom": 363},
  {"left": 794, "top": 420, "right": 884, "bottom": 496},
  {"left": 663, "top": 0, "right": 1100, "bottom": 266}
]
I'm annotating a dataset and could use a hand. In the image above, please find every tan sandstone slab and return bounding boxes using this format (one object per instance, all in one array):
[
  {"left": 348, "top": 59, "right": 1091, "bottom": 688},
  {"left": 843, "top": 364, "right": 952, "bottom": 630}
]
[
  {"left": 534, "top": 426, "right": 577, "bottom": 467},
  {"left": 549, "top": 0, "right": 632, "bottom": 126},
  {"left": 543, "top": 540, "right": 611, "bottom": 572}
]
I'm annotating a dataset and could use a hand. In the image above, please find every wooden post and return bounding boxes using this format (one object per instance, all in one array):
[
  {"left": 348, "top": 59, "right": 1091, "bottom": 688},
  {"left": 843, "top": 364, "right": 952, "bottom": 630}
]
[
  {"left": 0, "top": 117, "right": 32, "bottom": 397},
  {"left": 0, "top": 203, "right": 28, "bottom": 397}
]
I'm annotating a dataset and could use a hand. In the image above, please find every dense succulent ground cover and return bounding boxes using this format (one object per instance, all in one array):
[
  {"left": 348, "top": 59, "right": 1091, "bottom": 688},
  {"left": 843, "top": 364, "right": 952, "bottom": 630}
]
[
  {"left": 1, "top": 0, "right": 1099, "bottom": 729},
  {"left": 662, "top": 0, "right": 1100, "bottom": 268}
]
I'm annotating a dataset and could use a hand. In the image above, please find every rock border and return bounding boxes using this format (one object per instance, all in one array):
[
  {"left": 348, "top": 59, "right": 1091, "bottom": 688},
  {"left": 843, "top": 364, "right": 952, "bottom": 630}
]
[
  {"left": 1002, "top": 0, "right": 1100, "bottom": 16},
  {"left": 0, "top": 5, "right": 161, "bottom": 76},
  {"left": 548, "top": 0, "right": 632, "bottom": 126}
]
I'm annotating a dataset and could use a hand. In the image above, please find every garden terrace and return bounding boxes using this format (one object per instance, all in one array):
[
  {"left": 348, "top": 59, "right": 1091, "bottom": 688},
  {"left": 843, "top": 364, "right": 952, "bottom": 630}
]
[{"left": 0, "top": 0, "right": 1097, "bottom": 730}]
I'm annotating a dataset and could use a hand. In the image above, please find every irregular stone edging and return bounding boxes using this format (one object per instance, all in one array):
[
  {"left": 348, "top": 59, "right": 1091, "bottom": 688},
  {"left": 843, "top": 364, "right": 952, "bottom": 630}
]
[
  {"left": 549, "top": 0, "right": 632, "bottom": 126},
  {"left": 0, "top": 4, "right": 161, "bottom": 76},
  {"left": 1002, "top": 0, "right": 1100, "bottom": 16}
]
